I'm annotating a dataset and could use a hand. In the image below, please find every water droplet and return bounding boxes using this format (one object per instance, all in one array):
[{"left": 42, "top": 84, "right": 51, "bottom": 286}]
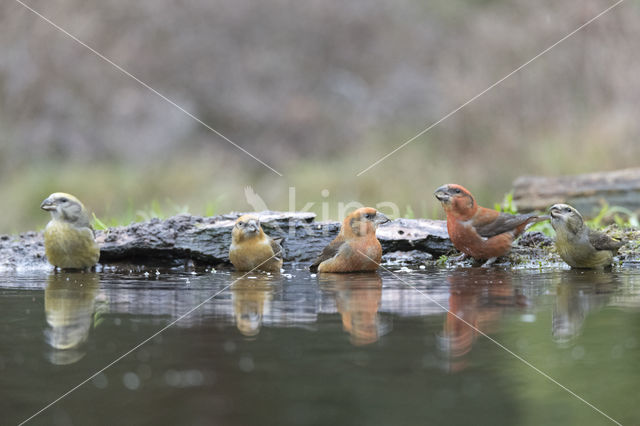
[
  {"left": 239, "top": 356, "right": 255, "bottom": 372},
  {"left": 123, "top": 372, "right": 140, "bottom": 390},
  {"left": 223, "top": 341, "right": 237, "bottom": 353},
  {"left": 610, "top": 345, "right": 623, "bottom": 359},
  {"left": 571, "top": 346, "right": 585, "bottom": 360},
  {"left": 164, "top": 369, "right": 180, "bottom": 387},
  {"left": 92, "top": 373, "right": 108, "bottom": 389}
]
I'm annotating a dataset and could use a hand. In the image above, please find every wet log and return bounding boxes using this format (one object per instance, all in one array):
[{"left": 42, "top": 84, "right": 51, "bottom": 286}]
[
  {"left": 512, "top": 168, "right": 640, "bottom": 216},
  {"left": 97, "top": 212, "right": 453, "bottom": 265},
  {"left": 0, "top": 212, "right": 453, "bottom": 271}
]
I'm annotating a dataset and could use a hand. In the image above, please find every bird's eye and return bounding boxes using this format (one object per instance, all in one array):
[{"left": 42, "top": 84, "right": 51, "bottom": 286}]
[
  {"left": 60, "top": 198, "right": 68, "bottom": 203},
  {"left": 565, "top": 208, "right": 571, "bottom": 213},
  {"left": 454, "top": 188, "right": 461, "bottom": 194},
  {"left": 237, "top": 221, "right": 244, "bottom": 226},
  {"left": 365, "top": 213, "right": 373, "bottom": 219}
]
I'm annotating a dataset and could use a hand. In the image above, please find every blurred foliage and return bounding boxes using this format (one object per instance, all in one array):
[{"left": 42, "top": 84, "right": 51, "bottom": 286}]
[
  {"left": 92, "top": 199, "right": 196, "bottom": 230},
  {"left": 587, "top": 202, "right": 640, "bottom": 229},
  {"left": 404, "top": 205, "right": 415, "bottom": 219},
  {"left": 1, "top": 0, "right": 640, "bottom": 233},
  {"left": 495, "top": 192, "right": 517, "bottom": 215}
]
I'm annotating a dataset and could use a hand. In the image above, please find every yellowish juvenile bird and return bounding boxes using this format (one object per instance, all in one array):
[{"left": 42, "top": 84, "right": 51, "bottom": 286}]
[
  {"left": 549, "top": 203, "right": 624, "bottom": 269},
  {"left": 41, "top": 193, "right": 100, "bottom": 270},
  {"left": 229, "top": 215, "right": 283, "bottom": 273}
]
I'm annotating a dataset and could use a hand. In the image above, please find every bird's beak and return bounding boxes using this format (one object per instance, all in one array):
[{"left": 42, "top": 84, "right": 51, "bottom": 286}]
[
  {"left": 434, "top": 185, "right": 450, "bottom": 202},
  {"left": 40, "top": 197, "right": 56, "bottom": 211},
  {"left": 374, "top": 212, "right": 391, "bottom": 225},
  {"left": 245, "top": 220, "right": 259, "bottom": 233},
  {"left": 548, "top": 205, "right": 562, "bottom": 219}
]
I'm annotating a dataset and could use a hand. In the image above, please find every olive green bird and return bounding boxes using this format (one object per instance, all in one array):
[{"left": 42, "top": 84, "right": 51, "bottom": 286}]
[
  {"left": 41, "top": 193, "right": 100, "bottom": 269},
  {"left": 549, "top": 203, "right": 624, "bottom": 269}
]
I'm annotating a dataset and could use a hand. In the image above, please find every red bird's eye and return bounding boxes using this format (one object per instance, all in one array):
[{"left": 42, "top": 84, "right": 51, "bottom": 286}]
[{"left": 454, "top": 189, "right": 461, "bottom": 194}]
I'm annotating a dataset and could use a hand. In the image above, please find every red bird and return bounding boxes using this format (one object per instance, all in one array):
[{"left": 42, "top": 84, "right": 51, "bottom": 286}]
[
  {"left": 310, "top": 207, "right": 390, "bottom": 273},
  {"left": 434, "top": 184, "right": 547, "bottom": 266}
]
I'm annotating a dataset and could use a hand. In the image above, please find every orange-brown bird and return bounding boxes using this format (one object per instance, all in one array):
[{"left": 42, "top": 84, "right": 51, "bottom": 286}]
[
  {"left": 310, "top": 207, "right": 390, "bottom": 273},
  {"left": 229, "top": 215, "right": 283, "bottom": 273},
  {"left": 434, "top": 184, "right": 547, "bottom": 266}
]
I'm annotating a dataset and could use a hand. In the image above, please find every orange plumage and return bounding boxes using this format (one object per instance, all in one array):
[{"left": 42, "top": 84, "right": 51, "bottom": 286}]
[
  {"left": 434, "top": 184, "right": 546, "bottom": 265},
  {"left": 229, "top": 215, "right": 283, "bottom": 273},
  {"left": 310, "top": 207, "right": 390, "bottom": 273}
]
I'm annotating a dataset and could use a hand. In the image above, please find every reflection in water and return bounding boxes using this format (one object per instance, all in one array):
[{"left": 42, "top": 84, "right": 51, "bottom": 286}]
[
  {"left": 44, "top": 272, "right": 100, "bottom": 365},
  {"left": 552, "top": 270, "right": 617, "bottom": 345},
  {"left": 3, "top": 268, "right": 640, "bottom": 425},
  {"left": 319, "top": 273, "right": 389, "bottom": 346},
  {"left": 438, "top": 269, "right": 526, "bottom": 372},
  {"left": 231, "top": 272, "right": 278, "bottom": 337}
]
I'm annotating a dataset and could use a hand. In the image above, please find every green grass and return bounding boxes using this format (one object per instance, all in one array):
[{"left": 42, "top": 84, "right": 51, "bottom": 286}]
[
  {"left": 586, "top": 202, "right": 639, "bottom": 229},
  {"left": 92, "top": 199, "right": 200, "bottom": 230}
]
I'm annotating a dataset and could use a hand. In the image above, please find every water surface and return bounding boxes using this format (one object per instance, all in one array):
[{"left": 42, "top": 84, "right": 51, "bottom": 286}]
[{"left": 2, "top": 266, "right": 639, "bottom": 425}]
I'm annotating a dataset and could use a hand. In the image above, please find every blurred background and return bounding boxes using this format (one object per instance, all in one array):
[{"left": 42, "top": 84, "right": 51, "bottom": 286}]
[{"left": 1, "top": 0, "right": 639, "bottom": 233}]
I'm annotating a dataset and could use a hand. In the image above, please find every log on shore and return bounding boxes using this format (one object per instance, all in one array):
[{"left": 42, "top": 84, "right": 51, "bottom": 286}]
[
  {"left": 512, "top": 168, "right": 640, "bottom": 216},
  {"left": 0, "top": 212, "right": 453, "bottom": 270}
]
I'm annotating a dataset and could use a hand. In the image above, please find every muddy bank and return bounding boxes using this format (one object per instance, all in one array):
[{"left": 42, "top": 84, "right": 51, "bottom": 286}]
[{"left": 0, "top": 211, "right": 637, "bottom": 271}]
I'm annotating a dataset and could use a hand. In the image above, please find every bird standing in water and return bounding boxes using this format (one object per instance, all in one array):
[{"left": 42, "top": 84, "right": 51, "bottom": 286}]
[
  {"left": 41, "top": 193, "right": 100, "bottom": 270},
  {"left": 229, "top": 215, "right": 283, "bottom": 273},
  {"left": 549, "top": 203, "right": 623, "bottom": 269},
  {"left": 310, "top": 207, "right": 390, "bottom": 273}
]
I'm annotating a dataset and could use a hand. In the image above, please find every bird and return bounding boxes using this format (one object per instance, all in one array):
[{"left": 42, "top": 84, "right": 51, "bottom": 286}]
[
  {"left": 549, "top": 203, "right": 624, "bottom": 269},
  {"left": 229, "top": 214, "right": 283, "bottom": 273},
  {"left": 310, "top": 207, "right": 390, "bottom": 273},
  {"left": 434, "top": 184, "right": 547, "bottom": 266},
  {"left": 41, "top": 193, "right": 100, "bottom": 270}
]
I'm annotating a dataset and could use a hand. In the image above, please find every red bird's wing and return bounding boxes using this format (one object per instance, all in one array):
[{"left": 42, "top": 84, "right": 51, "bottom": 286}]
[
  {"left": 309, "top": 237, "right": 345, "bottom": 272},
  {"left": 473, "top": 211, "right": 539, "bottom": 239},
  {"left": 588, "top": 229, "right": 624, "bottom": 252}
]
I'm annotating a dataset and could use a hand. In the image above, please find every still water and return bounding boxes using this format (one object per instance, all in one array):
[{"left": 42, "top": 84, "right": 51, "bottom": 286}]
[{"left": 1, "top": 266, "right": 639, "bottom": 425}]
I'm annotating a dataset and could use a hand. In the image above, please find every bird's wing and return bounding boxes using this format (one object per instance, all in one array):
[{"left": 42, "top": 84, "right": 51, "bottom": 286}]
[
  {"left": 270, "top": 237, "right": 284, "bottom": 260},
  {"left": 588, "top": 229, "right": 624, "bottom": 252},
  {"left": 474, "top": 211, "right": 540, "bottom": 239},
  {"left": 309, "top": 237, "right": 345, "bottom": 272}
]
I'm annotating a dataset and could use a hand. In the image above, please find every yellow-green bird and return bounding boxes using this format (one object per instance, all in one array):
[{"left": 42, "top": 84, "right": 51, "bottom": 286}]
[
  {"left": 229, "top": 215, "right": 283, "bottom": 273},
  {"left": 41, "top": 193, "right": 100, "bottom": 270},
  {"left": 549, "top": 203, "right": 624, "bottom": 269}
]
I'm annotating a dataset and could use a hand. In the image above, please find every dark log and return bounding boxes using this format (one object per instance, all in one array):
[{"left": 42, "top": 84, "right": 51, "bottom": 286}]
[
  {"left": 513, "top": 168, "right": 640, "bottom": 216},
  {"left": 0, "top": 212, "right": 453, "bottom": 270}
]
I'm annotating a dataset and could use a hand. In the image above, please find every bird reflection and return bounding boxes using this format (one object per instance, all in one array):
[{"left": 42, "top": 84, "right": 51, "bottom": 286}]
[
  {"left": 438, "top": 269, "right": 526, "bottom": 372},
  {"left": 552, "top": 270, "right": 617, "bottom": 345},
  {"left": 319, "top": 273, "right": 388, "bottom": 346},
  {"left": 44, "top": 271, "right": 100, "bottom": 365},
  {"left": 231, "top": 272, "right": 278, "bottom": 337}
]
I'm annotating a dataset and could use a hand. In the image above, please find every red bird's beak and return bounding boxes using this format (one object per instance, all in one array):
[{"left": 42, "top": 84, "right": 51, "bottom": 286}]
[
  {"left": 434, "top": 186, "right": 450, "bottom": 203},
  {"left": 374, "top": 212, "right": 390, "bottom": 226}
]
